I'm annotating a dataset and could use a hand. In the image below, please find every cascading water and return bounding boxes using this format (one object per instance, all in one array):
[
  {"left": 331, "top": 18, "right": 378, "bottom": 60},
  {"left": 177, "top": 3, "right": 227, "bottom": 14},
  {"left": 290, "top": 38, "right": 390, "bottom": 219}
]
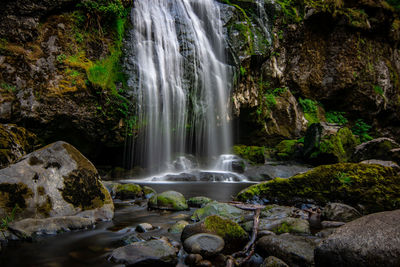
[{"left": 125, "top": 0, "right": 233, "bottom": 174}]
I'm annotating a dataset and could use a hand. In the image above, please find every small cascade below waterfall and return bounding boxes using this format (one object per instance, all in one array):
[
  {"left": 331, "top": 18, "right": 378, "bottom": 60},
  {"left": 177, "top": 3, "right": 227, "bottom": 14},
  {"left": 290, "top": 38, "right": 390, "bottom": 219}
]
[{"left": 124, "top": 0, "right": 233, "bottom": 174}]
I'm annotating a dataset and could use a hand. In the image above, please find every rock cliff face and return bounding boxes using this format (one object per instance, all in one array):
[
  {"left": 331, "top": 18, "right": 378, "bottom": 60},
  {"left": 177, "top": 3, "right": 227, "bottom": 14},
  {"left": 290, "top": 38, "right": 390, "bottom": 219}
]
[
  {"left": 0, "top": 0, "right": 399, "bottom": 165},
  {"left": 0, "top": 0, "right": 128, "bottom": 166},
  {"left": 224, "top": 0, "right": 400, "bottom": 146}
]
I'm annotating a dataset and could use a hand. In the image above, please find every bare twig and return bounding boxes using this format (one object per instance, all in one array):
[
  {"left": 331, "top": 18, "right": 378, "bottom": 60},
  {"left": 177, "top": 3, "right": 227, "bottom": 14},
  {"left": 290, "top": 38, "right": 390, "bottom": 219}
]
[{"left": 226, "top": 204, "right": 262, "bottom": 266}]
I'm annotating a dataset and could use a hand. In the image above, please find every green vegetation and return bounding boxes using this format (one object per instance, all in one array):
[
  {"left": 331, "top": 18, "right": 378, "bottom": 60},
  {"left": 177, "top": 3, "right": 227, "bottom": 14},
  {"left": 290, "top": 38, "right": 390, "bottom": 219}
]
[
  {"left": 59, "top": 0, "right": 138, "bottom": 134},
  {"left": 233, "top": 145, "right": 265, "bottom": 164},
  {"left": 204, "top": 215, "right": 248, "bottom": 240},
  {"left": 77, "top": 0, "right": 129, "bottom": 26},
  {"left": 309, "top": 127, "right": 360, "bottom": 163},
  {"left": 0, "top": 82, "right": 17, "bottom": 93},
  {"left": 387, "top": 0, "right": 400, "bottom": 11},
  {"left": 336, "top": 171, "right": 352, "bottom": 185},
  {"left": 240, "top": 66, "right": 246, "bottom": 76},
  {"left": 373, "top": 85, "right": 384, "bottom": 96},
  {"left": 299, "top": 98, "right": 319, "bottom": 125},
  {"left": 236, "top": 163, "right": 400, "bottom": 213},
  {"left": 352, "top": 119, "right": 373, "bottom": 143},
  {"left": 0, "top": 205, "right": 20, "bottom": 232},
  {"left": 275, "top": 139, "right": 298, "bottom": 160},
  {"left": 325, "top": 111, "right": 348, "bottom": 125},
  {"left": 275, "top": 0, "right": 303, "bottom": 24}
]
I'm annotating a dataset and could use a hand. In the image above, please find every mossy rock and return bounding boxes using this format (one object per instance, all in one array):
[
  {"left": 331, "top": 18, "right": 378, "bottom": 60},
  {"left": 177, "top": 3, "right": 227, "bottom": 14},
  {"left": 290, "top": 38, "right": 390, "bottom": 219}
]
[
  {"left": 148, "top": 191, "right": 188, "bottom": 211},
  {"left": 233, "top": 145, "right": 265, "bottom": 164},
  {"left": 275, "top": 139, "right": 299, "bottom": 160},
  {"left": 191, "top": 202, "right": 245, "bottom": 222},
  {"left": 181, "top": 215, "right": 248, "bottom": 253},
  {"left": 168, "top": 220, "right": 189, "bottom": 234},
  {"left": 236, "top": 163, "right": 400, "bottom": 213},
  {"left": 304, "top": 125, "right": 360, "bottom": 164},
  {"left": 142, "top": 186, "right": 156, "bottom": 199},
  {"left": 115, "top": 184, "right": 142, "bottom": 200},
  {"left": 204, "top": 215, "right": 248, "bottom": 241},
  {"left": 187, "top": 196, "right": 212, "bottom": 208},
  {"left": 0, "top": 124, "right": 39, "bottom": 168}
]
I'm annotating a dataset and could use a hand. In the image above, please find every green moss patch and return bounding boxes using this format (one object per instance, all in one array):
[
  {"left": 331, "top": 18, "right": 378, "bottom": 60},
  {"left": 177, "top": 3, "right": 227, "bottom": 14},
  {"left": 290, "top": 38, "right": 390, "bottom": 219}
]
[
  {"left": 233, "top": 145, "right": 265, "bottom": 164},
  {"left": 275, "top": 139, "right": 299, "bottom": 160},
  {"left": 115, "top": 183, "right": 142, "bottom": 199},
  {"left": 236, "top": 163, "right": 400, "bottom": 213},
  {"left": 204, "top": 215, "right": 248, "bottom": 241}
]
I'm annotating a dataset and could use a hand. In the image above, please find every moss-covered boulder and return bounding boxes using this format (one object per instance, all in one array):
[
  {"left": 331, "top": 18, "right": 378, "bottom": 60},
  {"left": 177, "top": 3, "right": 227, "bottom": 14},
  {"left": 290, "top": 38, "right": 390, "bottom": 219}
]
[
  {"left": 181, "top": 215, "right": 248, "bottom": 253},
  {"left": 115, "top": 184, "right": 142, "bottom": 200},
  {"left": 148, "top": 191, "right": 188, "bottom": 211},
  {"left": 304, "top": 124, "right": 360, "bottom": 164},
  {"left": 233, "top": 145, "right": 265, "bottom": 164},
  {"left": 187, "top": 196, "right": 213, "bottom": 208},
  {"left": 275, "top": 139, "right": 301, "bottom": 160},
  {"left": 191, "top": 202, "right": 246, "bottom": 222},
  {"left": 236, "top": 163, "right": 400, "bottom": 213},
  {"left": 0, "top": 141, "right": 113, "bottom": 222},
  {"left": 0, "top": 124, "right": 39, "bottom": 168}
]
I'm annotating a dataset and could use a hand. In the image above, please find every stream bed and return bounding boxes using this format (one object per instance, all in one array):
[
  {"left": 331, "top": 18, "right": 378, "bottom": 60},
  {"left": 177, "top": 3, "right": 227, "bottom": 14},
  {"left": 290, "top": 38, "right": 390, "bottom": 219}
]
[{"left": 0, "top": 182, "right": 254, "bottom": 267}]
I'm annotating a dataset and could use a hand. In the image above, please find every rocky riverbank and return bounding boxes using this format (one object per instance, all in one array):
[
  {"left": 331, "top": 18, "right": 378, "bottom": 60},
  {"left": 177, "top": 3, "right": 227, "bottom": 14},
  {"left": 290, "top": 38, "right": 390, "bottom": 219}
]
[{"left": 1, "top": 141, "right": 399, "bottom": 266}]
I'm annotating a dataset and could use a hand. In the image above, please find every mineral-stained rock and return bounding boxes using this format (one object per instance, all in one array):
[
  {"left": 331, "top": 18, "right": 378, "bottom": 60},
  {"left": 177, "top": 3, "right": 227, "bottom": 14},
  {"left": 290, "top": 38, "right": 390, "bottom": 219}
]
[{"left": 0, "top": 141, "right": 113, "bottom": 221}]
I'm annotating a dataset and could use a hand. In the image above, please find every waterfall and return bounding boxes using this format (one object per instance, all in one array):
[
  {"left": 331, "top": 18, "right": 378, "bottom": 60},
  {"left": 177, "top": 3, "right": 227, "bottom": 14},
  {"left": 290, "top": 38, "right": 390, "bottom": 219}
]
[{"left": 125, "top": 0, "right": 232, "bottom": 174}]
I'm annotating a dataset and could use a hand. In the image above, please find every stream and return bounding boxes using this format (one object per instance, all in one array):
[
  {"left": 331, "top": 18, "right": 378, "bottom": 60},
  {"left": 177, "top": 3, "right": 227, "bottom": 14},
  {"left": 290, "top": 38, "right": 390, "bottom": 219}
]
[{"left": 0, "top": 182, "right": 253, "bottom": 267}]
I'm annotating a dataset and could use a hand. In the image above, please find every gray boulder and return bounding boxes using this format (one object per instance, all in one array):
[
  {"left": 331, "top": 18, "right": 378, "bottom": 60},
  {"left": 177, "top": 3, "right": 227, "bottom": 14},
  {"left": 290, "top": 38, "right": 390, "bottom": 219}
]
[
  {"left": 262, "top": 256, "right": 289, "bottom": 267},
  {"left": 257, "top": 234, "right": 321, "bottom": 267},
  {"left": 242, "top": 217, "right": 310, "bottom": 235},
  {"left": 183, "top": 233, "right": 225, "bottom": 257},
  {"left": 315, "top": 209, "right": 400, "bottom": 267},
  {"left": 0, "top": 141, "right": 113, "bottom": 222},
  {"left": 110, "top": 238, "right": 178, "bottom": 266},
  {"left": 322, "top": 203, "right": 361, "bottom": 222},
  {"left": 353, "top": 137, "right": 400, "bottom": 163},
  {"left": 9, "top": 216, "right": 94, "bottom": 239}
]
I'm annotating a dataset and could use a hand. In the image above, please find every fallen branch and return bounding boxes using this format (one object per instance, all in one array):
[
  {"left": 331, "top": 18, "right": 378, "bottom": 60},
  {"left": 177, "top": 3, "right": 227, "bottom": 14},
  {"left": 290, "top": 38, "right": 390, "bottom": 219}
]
[{"left": 226, "top": 204, "right": 262, "bottom": 266}]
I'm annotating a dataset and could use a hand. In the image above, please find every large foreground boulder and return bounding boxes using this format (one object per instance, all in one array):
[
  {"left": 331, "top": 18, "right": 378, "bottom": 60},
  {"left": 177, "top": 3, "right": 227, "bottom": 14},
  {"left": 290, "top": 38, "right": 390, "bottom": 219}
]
[
  {"left": 315, "top": 209, "right": 400, "bottom": 267},
  {"left": 0, "top": 141, "right": 113, "bottom": 221},
  {"left": 236, "top": 163, "right": 400, "bottom": 213},
  {"left": 257, "top": 234, "right": 320, "bottom": 267}
]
